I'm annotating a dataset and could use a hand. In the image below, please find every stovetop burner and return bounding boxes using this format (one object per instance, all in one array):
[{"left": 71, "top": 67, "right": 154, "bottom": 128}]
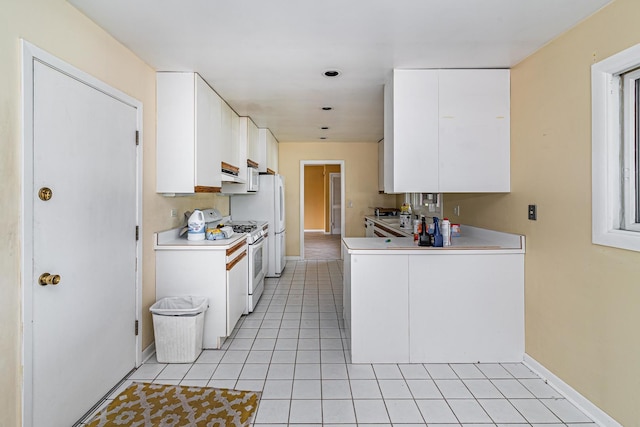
[{"left": 232, "top": 224, "right": 257, "bottom": 233}]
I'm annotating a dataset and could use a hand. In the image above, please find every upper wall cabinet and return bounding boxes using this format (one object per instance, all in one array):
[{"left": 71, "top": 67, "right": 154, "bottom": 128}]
[
  {"left": 156, "top": 72, "right": 244, "bottom": 195},
  {"left": 383, "top": 69, "right": 510, "bottom": 193},
  {"left": 157, "top": 72, "right": 222, "bottom": 194},
  {"left": 257, "top": 128, "right": 279, "bottom": 174},
  {"left": 221, "top": 117, "right": 257, "bottom": 194},
  {"left": 378, "top": 139, "right": 384, "bottom": 192}
]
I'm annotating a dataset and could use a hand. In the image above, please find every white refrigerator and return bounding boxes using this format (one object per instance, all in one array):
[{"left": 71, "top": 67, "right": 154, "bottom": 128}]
[{"left": 230, "top": 174, "right": 286, "bottom": 277}]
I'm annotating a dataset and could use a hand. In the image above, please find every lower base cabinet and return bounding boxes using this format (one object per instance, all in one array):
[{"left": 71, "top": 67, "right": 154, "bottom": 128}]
[
  {"left": 344, "top": 249, "right": 524, "bottom": 363},
  {"left": 155, "top": 244, "right": 248, "bottom": 349}
]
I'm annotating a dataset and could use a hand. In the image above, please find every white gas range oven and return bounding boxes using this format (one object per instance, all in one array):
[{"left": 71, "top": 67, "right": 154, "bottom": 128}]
[{"left": 229, "top": 220, "right": 268, "bottom": 312}]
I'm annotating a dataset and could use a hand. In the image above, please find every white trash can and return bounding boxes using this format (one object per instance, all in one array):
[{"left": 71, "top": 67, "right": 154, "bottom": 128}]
[{"left": 150, "top": 296, "right": 209, "bottom": 363}]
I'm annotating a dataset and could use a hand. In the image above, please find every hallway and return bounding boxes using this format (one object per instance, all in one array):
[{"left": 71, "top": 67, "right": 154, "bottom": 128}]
[{"left": 304, "top": 232, "right": 341, "bottom": 260}]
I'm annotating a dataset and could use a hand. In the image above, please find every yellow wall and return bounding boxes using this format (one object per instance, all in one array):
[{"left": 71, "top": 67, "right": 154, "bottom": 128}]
[
  {"left": 279, "top": 142, "right": 396, "bottom": 256},
  {"left": 0, "top": 1, "right": 227, "bottom": 424},
  {"left": 444, "top": 0, "right": 640, "bottom": 424},
  {"left": 324, "top": 165, "right": 341, "bottom": 232},
  {"left": 304, "top": 165, "right": 325, "bottom": 230}
]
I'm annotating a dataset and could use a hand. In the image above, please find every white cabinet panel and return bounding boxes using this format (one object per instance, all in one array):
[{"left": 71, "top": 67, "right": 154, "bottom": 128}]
[
  {"left": 408, "top": 254, "right": 524, "bottom": 363},
  {"left": 383, "top": 69, "right": 510, "bottom": 193},
  {"left": 257, "top": 128, "right": 279, "bottom": 174},
  {"left": 226, "top": 253, "right": 248, "bottom": 336},
  {"left": 384, "top": 70, "right": 439, "bottom": 193},
  {"left": 157, "top": 72, "right": 224, "bottom": 193},
  {"left": 157, "top": 73, "right": 223, "bottom": 193},
  {"left": 377, "top": 139, "right": 384, "bottom": 192},
  {"left": 438, "top": 70, "right": 510, "bottom": 192},
  {"left": 349, "top": 254, "right": 409, "bottom": 363},
  {"left": 246, "top": 117, "right": 259, "bottom": 165}
]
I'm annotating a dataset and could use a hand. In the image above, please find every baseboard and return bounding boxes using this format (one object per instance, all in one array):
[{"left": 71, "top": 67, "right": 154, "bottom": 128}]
[
  {"left": 285, "top": 256, "right": 302, "bottom": 261},
  {"left": 523, "top": 354, "right": 621, "bottom": 427},
  {"left": 142, "top": 343, "right": 156, "bottom": 364}
]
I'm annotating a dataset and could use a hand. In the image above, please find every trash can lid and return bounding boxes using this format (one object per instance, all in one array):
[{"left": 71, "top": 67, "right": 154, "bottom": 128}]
[{"left": 150, "top": 296, "right": 209, "bottom": 316}]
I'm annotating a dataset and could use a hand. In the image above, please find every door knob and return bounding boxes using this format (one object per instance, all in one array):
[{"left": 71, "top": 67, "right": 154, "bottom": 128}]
[{"left": 39, "top": 273, "right": 61, "bottom": 286}]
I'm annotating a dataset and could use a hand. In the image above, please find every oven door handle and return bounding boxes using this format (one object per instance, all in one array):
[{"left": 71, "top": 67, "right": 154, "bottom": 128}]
[{"left": 252, "top": 235, "right": 265, "bottom": 245}]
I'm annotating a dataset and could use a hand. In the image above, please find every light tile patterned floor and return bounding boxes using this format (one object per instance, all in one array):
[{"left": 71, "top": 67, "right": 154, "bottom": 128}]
[{"left": 82, "top": 260, "right": 597, "bottom": 426}]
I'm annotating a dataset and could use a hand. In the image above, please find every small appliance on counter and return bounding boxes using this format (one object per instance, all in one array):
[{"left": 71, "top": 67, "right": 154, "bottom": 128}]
[{"left": 187, "top": 210, "right": 205, "bottom": 241}]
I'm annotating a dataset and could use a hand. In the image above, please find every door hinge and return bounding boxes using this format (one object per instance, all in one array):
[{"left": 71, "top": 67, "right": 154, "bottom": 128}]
[
  {"left": 135, "top": 226, "right": 139, "bottom": 241},
  {"left": 135, "top": 320, "right": 139, "bottom": 336},
  {"left": 135, "top": 130, "right": 140, "bottom": 146}
]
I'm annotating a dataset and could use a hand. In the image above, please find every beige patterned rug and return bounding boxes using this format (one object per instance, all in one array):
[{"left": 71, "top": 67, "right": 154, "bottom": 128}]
[{"left": 86, "top": 382, "right": 261, "bottom": 426}]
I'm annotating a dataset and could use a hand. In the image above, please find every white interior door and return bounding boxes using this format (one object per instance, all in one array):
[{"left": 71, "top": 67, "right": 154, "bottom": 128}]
[
  {"left": 31, "top": 59, "right": 138, "bottom": 426},
  {"left": 330, "top": 173, "right": 341, "bottom": 234}
]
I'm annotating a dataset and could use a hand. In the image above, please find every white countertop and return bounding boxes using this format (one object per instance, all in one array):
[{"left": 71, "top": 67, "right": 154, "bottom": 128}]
[
  {"left": 345, "top": 225, "right": 524, "bottom": 255},
  {"left": 155, "top": 227, "right": 247, "bottom": 250}
]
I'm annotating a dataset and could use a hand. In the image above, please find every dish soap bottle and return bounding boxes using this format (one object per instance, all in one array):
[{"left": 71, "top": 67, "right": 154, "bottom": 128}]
[
  {"left": 433, "top": 216, "right": 443, "bottom": 247},
  {"left": 418, "top": 215, "right": 432, "bottom": 247}
]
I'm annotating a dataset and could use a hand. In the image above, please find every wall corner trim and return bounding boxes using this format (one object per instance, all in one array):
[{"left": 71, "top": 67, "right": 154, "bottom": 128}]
[{"left": 523, "top": 354, "right": 622, "bottom": 427}]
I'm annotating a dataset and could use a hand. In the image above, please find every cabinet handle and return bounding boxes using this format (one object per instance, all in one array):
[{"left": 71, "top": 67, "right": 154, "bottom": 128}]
[
  {"left": 226, "top": 240, "right": 246, "bottom": 256},
  {"left": 226, "top": 250, "right": 247, "bottom": 271}
]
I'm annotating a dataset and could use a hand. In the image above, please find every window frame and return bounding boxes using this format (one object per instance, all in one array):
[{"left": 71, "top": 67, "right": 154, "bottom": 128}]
[{"left": 592, "top": 43, "right": 640, "bottom": 252}]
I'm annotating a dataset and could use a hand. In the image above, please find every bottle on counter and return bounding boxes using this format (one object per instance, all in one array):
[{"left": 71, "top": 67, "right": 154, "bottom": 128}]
[
  {"left": 442, "top": 218, "right": 451, "bottom": 246},
  {"left": 399, "top": 202, "right": 412, "bottom": 229},
  {"left": 433, "top": 216, "right": 443, "bottom": 247},
  {"left": 413, "top": 215, "right": 420, "bottom": 241},
  {"left": 418, "top": 215, "right": 432, "bottom": 247}
]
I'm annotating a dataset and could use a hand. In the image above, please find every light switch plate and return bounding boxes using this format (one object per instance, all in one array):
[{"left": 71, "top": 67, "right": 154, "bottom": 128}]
[{"left": 528, "top": 204, "right": 537, "bottom": 220}]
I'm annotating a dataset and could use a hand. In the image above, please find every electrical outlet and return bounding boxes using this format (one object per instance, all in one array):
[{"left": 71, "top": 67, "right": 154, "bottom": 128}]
[
  {"left": 170, "top": 208, "right": 177, "bottom": 218},
  {"left": 528, "top": 204, "right": 537, "bottom": 221},
  {"left": 453, "top": 205, "right": 460, "bottom": 216}
]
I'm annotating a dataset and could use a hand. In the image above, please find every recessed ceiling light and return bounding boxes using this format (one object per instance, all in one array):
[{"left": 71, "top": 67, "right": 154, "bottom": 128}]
[
  {"left": 321, "top": 126, "right": 329, "bottom": 130},
  {"left": 321, "top": 106, "right": 333, "bottom": 111},
  {"left": 323, "top": 70, "right": 341, "bottom": 78}
]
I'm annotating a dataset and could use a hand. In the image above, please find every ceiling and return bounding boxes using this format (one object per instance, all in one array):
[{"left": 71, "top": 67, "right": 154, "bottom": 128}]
[{"left": 68, "top": 0, "right": 611, "bottom": 143}]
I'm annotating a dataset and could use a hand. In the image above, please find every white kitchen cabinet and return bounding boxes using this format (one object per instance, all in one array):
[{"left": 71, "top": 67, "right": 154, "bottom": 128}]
[
  {"left": 221, "top": 116, "right": 254, "bottom": 194},
  {"left": 345, "top": 251, "right": 410, "bottom": 363},
  {"left": 408, "top": 254, "right": 524, "bottom": 363},
  {"left": 245, "top": 117, "right": 260, "bottom": 166},
  {"left": 342, "top": 227, "right": 525, "bottom": 363},
  {"left": 155, "top": 232, "right": 248, "bottom": 349},
  {"left": 257, "top": 128, "right": 279, "bottom": 174},
  {"left": 384, "top": 70, "right": 439, "bottom": 193},
  {"left": 157, "top": 72, "right": 223, "bottom": 193},
  {"left": 438, "top": 70, "right": 510, "bottom": 192},
  {"left": 377, "top": 139, "right": 385, "bottom": 192},
  {"left": 219, "top": 101, "right": 244, "bottom": 183},
  {"left": 157, "top": 72, "right": 244, "bottom": 194},
  {"left": 383, "top": 69, "right": 510, "bottom": 193}
]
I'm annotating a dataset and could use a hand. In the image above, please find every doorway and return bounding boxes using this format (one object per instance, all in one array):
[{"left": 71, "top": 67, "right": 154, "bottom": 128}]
[
  {"left": 300, "top": 161, "right": 345, "bottom": 260},
  {"left": 21, "top": 42, "right": 142, "bottom": 427}
]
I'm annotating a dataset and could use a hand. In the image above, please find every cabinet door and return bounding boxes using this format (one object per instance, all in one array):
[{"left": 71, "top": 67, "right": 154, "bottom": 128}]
[
  {"left": 377, "top": 140, "right": 384, "bottom": 192},
  {"left": 157, "top": 72, "right": 196, "bottom": 193},
  {"left": 195, "top": 75, "right": 222, "bottom": 189},
  {"left": 350, "top": 254, "right": 409, "bottom": 363},
  {"left": 220, "top": 101, "right": 234, "bottom": 167},
  {"left": 267, "top": 130, "right": 278, "bottom": 173},
  {"left": 246, "top": 118, "right": 259, "bottom": 165},
  {"left": 408, "top": 254, "right": 523, "bottom": 363},
  {"left": 438, "top": 69, "right": 510, "bottom": 192},
  {"left": 385, "top": 70, "right": 439, "bottom": 193},
  {"left": 256, "top": 128, "right": 269, "bottom": 173},
  {"left": 227, "top": 252, "right": 248, "bottom": 335}
]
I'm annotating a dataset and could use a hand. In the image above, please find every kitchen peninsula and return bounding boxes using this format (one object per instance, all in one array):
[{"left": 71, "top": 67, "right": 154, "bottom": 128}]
[{"left": 342, "top": 226, "right": 525, "bottom": 364}]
